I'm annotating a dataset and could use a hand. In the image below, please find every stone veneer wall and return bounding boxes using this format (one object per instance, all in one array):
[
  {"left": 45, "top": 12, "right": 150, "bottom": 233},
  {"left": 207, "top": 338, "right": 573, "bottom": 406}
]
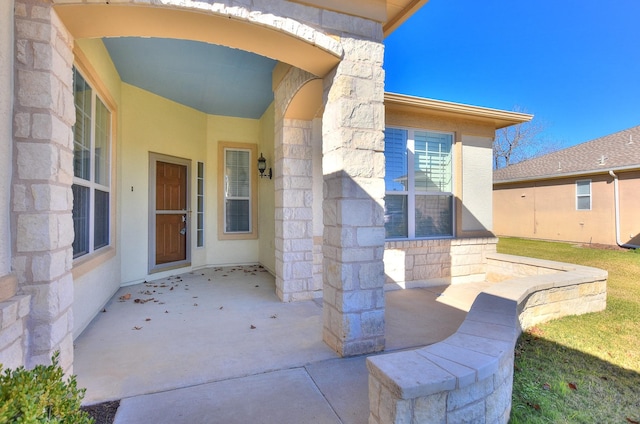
[
  {"left": 367, "top": 254, "right": 607, "bottom": 423},
  {"left": 384, "top": 237, "right": 498, "bottom": 287},
  {"left": 12, "top": 0, "right": 76, "bottom": 371},
  {"left": 0, "top": 275, "right": 31, "bottom": 369}
]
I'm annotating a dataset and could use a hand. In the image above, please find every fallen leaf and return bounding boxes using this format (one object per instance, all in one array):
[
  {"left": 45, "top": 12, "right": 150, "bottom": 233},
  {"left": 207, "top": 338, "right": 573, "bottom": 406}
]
[
  {"left": 119, "top": 293, "right": 131, "bottom": 301},
  {"left": 255, "top": 285, "right": 259, "bottom": 288},
  {"left": 132, "top": 326, "right": 142, "bottom": 330},
  {"left": 250, "top": 325, "right": 256, "bottom": 329},
  {"left": 165, "top": 310, "right": 169, "bottom": 313},
  {"left": 101, "top": 308, "right": 107, "bottom": 313},
  {"left": 270, "top": 314, "right": 277, "bottom": 319},
  {"left": 568, "top": 382, "right": 577, "bottom": 391},
  {"left": 526, "top": 402, "right": 540, "bottom": 411},
  {"left": 542, "top": 383, "right": 551, "bottom": 391},
  {"left": 194, "top": 303, "right": 198, "bottom": 306},
  {"left": 170, "top": 286, "right": 174, "bottom": 291},
  {"left": 145, "top": 318, "right": 151, "bottom": 322},
  {"left": 219, "top": 306, "right": 223, "bottom": 310},
  {"left": 626, "top": 418, "right": 639, "bottom": 424}
]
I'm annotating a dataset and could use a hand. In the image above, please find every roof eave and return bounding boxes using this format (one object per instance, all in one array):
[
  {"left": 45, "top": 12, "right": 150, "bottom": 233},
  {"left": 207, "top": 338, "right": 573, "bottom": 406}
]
[
  {"left": 385, "top": 92, "right": 533, "bottom": 129},
  {"left": 493, "top": 164, "right": 640, "bottom": 185},
  {"left": 383, "top": 0, "right": 430, "bottom": 36}
]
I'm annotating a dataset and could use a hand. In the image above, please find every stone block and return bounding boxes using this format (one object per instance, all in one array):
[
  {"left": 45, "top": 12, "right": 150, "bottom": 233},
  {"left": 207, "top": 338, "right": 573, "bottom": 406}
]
[
  {"left": 31, "top": 184, "right": 69, "bottom": 212},
  {"left": 361, "top": 309, "right": 384, "bottom": 338},
  {"left": 31, "top": 250, "right": 67, "bottom": 282},
  {"left": 17, "top": 213, "right": 58, "bottom": 252},
  {"left": 447, "top": 376, "right": 493, "bottom": 411},
  {"left": 18, "top": 70, "right": 59, "bottom": 110},
  {"left": 358, "top": 262, "right": 384, "bottom": 289},
  {"left": 446, "top": 399, "right": 485, "bottom": 424},
  {"left": 414, "top": 393, "right": 446, "bottom": 424},
  {"left": 32, "top": 311, "right": 70, "bottom": 352},
  {"left": 17, "top": 142, "right": 59, "bottom": 181},
  {"left": 21, "top": 282, "right": 59, "bottom": 321},
  {"left": 14, "top": 112, "right": 30, "bottom": 138},
  {"left": 0, "top": 319, "right": 23, "bottom": 349}
]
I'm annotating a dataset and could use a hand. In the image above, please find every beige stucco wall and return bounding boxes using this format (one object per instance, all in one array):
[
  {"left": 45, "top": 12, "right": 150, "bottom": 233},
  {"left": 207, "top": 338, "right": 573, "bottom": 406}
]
[
  {"left": 461, "top": 135, "right": 494, "bottom": 232},
  {"left": 0, "top": 1, "right": 13, "bottom": 277},
  {"left": 385, "top": 107, "right": 496, "bottom": 238},
  {"left": 257, "top": 103, "right": 276, "bottom": 274},
  {"left": 618, "top": 170, "right": 640, "bottom": 245},
  {"left": 493, "top": 172, "right": 640, "bottom": 246},
  {"left": 205, "top": 115, "right": 261, "bottom": 267},
  {"left": 119, "top": 84, "right": 207, "bottom": 284}
]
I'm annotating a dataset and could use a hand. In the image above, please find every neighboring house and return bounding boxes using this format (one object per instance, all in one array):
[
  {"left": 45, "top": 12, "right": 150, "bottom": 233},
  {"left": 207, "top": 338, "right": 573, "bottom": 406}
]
[
  {"left": 0, "top": 0, "right": 531, "bottom": 371},
  {"left": 494, "top": 125, "right": 640, "bottom": 248}
]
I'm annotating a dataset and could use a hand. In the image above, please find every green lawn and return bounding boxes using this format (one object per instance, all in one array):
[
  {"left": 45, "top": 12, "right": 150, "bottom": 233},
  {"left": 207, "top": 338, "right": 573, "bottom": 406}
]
[{"left": 498, "top": 238, "right": 640, "bottom": 423}]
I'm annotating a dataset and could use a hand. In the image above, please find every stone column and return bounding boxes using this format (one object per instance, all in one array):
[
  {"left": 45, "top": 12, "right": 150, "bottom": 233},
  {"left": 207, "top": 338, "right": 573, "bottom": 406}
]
[
  {"left": 322, "top": 35, "right": 387, "bottom": 356},
  {"left": 273, "top": 67, "right": 319, "bottom": 302},
  {"left": 274, "top": 119, "right": 316, "bottom": 301},
  {"left": 13, "top": 0, "right": 75, "bottom": 371}
]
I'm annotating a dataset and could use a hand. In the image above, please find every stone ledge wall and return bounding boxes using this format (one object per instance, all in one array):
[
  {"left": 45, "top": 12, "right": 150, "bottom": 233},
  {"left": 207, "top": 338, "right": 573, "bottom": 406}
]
[
  {"left": 384, "top": 237, "right": 498, "bottom": 288},
  {"left": 367, "top": 254, "right": 607, "bottom": 424},
  {"left": 0, "top": 294, "right": 32, "bottom": 370}
]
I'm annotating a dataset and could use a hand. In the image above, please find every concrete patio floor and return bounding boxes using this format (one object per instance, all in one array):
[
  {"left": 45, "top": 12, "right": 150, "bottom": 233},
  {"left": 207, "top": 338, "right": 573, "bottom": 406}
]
[{"left": 73, "top": 265, "right": 495, "bottom": 423}]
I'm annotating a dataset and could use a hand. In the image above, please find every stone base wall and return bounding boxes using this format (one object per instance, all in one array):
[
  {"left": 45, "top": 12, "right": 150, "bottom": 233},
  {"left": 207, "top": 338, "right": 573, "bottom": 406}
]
[
  {"left": 367, "top": 254, "right": 607, "bottom": 424},
  {"left": 0, "top": 293, "right": 32, "bottom": 370},
  {"left": 384, "top": 237, "right": 498, "bottom": 287}
]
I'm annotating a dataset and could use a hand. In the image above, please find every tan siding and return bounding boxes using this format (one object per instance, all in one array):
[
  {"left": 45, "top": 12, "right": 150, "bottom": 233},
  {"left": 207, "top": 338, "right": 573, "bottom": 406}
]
[{"left": 494, "top": 174, "right": 621, "bottom": 246}]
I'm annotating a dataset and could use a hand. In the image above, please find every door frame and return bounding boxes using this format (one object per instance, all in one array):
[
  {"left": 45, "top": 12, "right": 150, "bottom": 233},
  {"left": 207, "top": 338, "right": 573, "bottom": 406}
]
[{"left": 148, "top": 152, "right": 192, "bottom": 273}]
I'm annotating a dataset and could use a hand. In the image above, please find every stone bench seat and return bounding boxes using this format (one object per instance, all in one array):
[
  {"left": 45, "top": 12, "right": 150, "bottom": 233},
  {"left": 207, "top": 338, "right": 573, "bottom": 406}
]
[{"left": 367, "top": 253, "right": 607, "bottom": 424}]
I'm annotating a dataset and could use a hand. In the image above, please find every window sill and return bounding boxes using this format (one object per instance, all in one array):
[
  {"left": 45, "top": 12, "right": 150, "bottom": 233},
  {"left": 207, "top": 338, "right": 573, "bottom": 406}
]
[{"left": 72, "top": 246, "right": 116, "bottom": 280}]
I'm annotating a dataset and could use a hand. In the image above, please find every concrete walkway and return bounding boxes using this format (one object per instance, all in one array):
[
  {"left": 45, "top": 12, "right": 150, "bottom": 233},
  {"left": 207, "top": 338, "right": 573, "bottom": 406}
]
[{"left": 73, "top": 266, "right": 493, "bottom": 423}]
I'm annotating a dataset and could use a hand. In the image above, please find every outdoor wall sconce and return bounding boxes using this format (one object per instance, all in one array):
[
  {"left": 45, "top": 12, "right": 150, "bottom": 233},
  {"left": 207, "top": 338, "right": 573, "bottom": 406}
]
[{"left": 257, "top": 153, "right": 272, "bottom": 179}]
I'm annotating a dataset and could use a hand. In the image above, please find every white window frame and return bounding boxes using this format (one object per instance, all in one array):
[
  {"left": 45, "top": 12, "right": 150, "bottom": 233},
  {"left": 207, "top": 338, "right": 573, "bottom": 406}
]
[
  {"left": 217, "top": 142, "right": 258, "bottom": 240},
  {"left": 196, "top": 161, "right": 205, "bottom": 248},
  {"left": 576, "top": 179, "right": 592, "bottom": 210},
  {"left": 72, "top": 66, "right": 113, "bottom": 259},
  {"left": 384, "top": 126, "right": 455, "bottom": 240}
]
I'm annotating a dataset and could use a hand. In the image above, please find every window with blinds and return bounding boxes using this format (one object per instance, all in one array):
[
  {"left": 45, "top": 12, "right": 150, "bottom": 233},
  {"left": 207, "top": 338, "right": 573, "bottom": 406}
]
[
  {"left": 384, "top": 127, "right": 454, "bottom": 239},
  {"left": 224, "top": 149, "right": 251, "bottom": 233}
]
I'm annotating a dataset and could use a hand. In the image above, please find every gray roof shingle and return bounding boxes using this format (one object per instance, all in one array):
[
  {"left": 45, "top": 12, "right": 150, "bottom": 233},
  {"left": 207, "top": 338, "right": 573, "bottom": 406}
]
[{"left": 494, "top": 125, "right": 640, "bottom": 183}]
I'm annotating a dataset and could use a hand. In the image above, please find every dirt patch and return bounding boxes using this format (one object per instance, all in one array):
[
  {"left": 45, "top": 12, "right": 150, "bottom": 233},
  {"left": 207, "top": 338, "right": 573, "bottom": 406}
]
[
  {"left": 82, "top": 400, "right": 119, "bottom": 424},
  {"left": 578, "top": 243, "right": 628, "bottom": 251}
]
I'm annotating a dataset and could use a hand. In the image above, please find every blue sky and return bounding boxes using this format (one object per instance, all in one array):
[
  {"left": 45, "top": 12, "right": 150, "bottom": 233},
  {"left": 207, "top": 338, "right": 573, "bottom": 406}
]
[{"left": 384, "top": 0, "right": 640, "bottom": 149}]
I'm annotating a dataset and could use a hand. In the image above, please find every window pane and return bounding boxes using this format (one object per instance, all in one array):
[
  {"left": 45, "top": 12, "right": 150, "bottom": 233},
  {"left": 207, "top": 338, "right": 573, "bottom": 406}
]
[
  {"left": 414, "top": 131, "right": 452, "bottom": 192},
  {"left": 577, "top": 196, "right": 591, "bottom": 210},
  {"left": 576, "top": 180, "right": 590, "bottom": 195},
  {"left": 384, "top": 128, "right": 408, "bottom": 192},
  {"left": 226, "top": 199, "right": 250, "bottom": 232},
  {"left": 415, "top": 195, "right": 453, "bottom": 237},
  {"left": 225, "top": 150, "right": 250, "bottom": 197},
  {"left": 94, "top": 189, "right": 109, "bottom": 249},
  {"left": 384, "top": 195, "right": 408, "bottom": 238},
  {"left": 72, "top": 184, "right": 90, "bottom": 258},
  {"left": 94, "top": 98, "right": 110, "bottom": 186},
  {"left": 73, "top": 69, "right": 91, "bottom": 181}
]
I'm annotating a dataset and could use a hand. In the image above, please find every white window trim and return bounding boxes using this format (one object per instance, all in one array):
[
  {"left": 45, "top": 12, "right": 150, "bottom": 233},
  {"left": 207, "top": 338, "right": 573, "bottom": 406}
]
[
  {"left": 576, "top": 179, "right": 592, "bottom": 211},
  {"left": 385, "top": 126, "right": 455, "bottom": 240},
  {"left": 72, "top": 66, "right": 113, "bottom": 259},
  {"left": 217, "top": 142, "right": 258, "bottom": 240}
]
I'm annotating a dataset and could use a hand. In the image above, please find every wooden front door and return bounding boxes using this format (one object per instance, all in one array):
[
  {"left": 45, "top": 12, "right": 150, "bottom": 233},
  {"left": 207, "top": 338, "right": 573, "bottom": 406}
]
[{"left": 155, "top": 160, "right": 188, "bottom": 265}]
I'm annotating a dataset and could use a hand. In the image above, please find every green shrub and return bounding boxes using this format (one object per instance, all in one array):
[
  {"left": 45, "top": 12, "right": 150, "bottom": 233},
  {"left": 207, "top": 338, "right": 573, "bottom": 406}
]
[{"left": 0, "top": 352, "right": 94, "bottom": 423}]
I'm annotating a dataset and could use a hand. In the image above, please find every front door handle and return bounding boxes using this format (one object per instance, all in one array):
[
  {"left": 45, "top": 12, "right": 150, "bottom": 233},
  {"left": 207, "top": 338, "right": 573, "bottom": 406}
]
[{"left": 180, "top": 227, "right": 186, "bottom": 235}]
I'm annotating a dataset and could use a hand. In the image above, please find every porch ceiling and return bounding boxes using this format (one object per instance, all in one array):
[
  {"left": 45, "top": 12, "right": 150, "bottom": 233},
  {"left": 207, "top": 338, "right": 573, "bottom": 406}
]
[{"left": 103, "top": 37, "right": 277, "bottom": 119}]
